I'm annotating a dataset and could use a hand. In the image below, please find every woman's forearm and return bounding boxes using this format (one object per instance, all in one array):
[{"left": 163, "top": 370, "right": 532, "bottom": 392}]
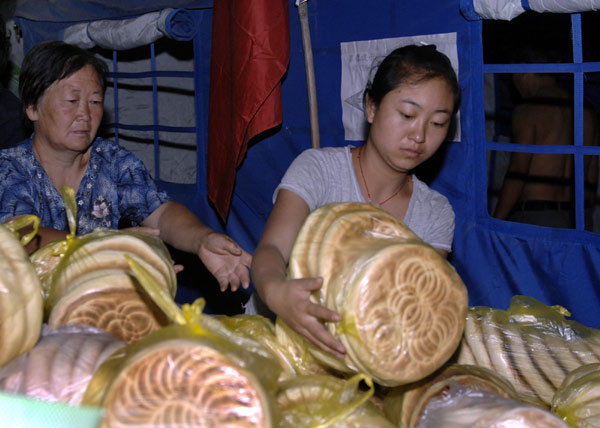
[
  {"left": 251, "top": 243, "right": 288, "bottom": 308},
  {"left": 144, "top": 201, "right": 212, "bottom": 254}
]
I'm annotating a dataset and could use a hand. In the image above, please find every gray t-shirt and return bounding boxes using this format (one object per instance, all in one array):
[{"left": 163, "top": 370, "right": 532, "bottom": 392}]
[
  {"left": 245, "top": 145, "right": 455, "bottom": 317},
  {"left": 275, "top": 145, "right": 455, "bottom": 251}
]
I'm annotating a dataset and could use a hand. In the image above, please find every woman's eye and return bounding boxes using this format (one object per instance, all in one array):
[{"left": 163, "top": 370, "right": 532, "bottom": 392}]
[
  {"left": 432, "top": 121, "right": 448, "bottom": 128},
  {"left": 401, "top": 113, "right": 413, "bottom": 119}
]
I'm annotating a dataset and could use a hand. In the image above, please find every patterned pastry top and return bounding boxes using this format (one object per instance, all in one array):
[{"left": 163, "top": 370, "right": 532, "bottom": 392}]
[{"left": 0, "top": 137, "right": 170, "bottom": 234}]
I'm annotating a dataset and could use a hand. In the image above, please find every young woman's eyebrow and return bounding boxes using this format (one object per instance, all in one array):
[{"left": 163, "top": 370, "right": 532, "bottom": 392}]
[{"left": 401, "top": 99, "right": 451, "bottom": 114}]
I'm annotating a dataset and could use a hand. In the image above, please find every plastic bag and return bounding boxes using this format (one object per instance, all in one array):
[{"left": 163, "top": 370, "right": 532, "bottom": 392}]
[
  {"left": 0, "top": 324, "right": 125, "bottom": 405},
  {"left": 415, "top": 381, "right": 568, "bottom": 427},
  {"left": 457, "top": 295, "right": 600, "bottom": 407}
]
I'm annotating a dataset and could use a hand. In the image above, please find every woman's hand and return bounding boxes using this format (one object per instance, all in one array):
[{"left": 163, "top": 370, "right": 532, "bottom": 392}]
[
  {"left": 267, "top": 276, "right": 346, "bottom": 359},
  {"left": 197, "top": 231, "right": 252, "bottom": 292},
  {"left": 143, "top": 201, "right": 251, "bottom": 288}
]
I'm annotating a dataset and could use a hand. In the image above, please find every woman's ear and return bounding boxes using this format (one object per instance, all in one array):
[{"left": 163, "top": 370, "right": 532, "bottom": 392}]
[
  {"left": 365, "top": 95, "right": 376, "bottom": 124},
  {"left": 25, "top": 105, "right": 39, "bottom": 122}
]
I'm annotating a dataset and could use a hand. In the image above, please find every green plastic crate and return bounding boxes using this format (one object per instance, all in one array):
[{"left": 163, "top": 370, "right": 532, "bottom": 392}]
[{"left": 0, "top": 392, "right": 104, "bottom": 428}]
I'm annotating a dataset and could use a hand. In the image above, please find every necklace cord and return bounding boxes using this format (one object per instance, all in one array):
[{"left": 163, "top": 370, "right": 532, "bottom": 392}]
[{"left": 357, "top": 145, "right": 409, "bottom": 206}]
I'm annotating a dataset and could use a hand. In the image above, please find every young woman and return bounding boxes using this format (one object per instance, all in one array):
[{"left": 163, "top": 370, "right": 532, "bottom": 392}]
[{"left": 249, "top": 44, "right": 462, "bottom": 358}]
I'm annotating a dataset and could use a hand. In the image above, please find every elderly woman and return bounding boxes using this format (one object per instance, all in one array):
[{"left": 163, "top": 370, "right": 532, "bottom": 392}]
[{"left": 0, "top": 40, "right": 251, "bottom": 291}]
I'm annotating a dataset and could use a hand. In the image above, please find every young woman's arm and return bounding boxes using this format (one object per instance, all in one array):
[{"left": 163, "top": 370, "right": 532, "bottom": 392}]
[{"left": 251, "top": 189, "right": 346, "bottom": 358}]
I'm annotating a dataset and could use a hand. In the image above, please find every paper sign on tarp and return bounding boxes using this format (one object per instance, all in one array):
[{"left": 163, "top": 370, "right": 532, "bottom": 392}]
[{"left": 340, "top": 32, "right": 460, "bottom": 142}]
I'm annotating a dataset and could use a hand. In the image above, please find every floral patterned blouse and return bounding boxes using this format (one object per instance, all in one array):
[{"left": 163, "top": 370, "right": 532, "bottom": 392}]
[{"left": 0, "top": 137, "right": 170, "bottom": 234}]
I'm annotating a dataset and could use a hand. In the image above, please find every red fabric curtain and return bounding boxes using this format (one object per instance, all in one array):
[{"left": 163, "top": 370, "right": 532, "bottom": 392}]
[{"left": 207, "top": 0, "right": 290, "bottom": 221}]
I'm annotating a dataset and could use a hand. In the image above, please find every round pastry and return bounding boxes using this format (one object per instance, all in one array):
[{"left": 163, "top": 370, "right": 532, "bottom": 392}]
[
  {"left": 48, "top": 272, "right": 168, "bottom": 343},
  {"left": 316, "top": 207, "right": 416, "bottom": 308},
  {"left": 384, "top": 364, "right": 519, "bottom": 428},
  {"left": 338, "top": 241, "right": 468, "bottom": 386},
  {"left": 99, "top": 340, "right": 275, "bottom": 428}
]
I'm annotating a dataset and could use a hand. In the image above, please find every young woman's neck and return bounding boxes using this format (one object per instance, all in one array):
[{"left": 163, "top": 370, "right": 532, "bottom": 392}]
[{"left": 353, "top": 145, "right": 411, "bottom": 208}]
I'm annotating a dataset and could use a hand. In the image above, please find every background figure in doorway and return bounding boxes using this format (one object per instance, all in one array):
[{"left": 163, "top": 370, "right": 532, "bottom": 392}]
[
  {"left": 0, "top": 14, "right": 27, "bottom": 149},
  {"left": 493, "top": 50, "right": 599, "bottom": 229}
]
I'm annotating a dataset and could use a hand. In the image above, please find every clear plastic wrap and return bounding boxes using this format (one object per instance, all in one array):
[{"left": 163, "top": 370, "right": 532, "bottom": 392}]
[
  {"left": 457, "top": 295, "right": 600, "bottom": 408},
  {"left": 36, "top": 228, "right": 177, "bottom": 344},
  {"left": 551, "top": 362, "right": 600, "bottom": 427},
  {"left": 0, "top": 215, "right": 44, "bottom": 367},
  {"left": 82, "top": 321, "right": 282, "bottom": 428},
  {"left": 415, "top": 381, "right": 569, "bottom": 427},
  {"left": 215, "top": 313, "right": 300, "bottom": 380},
  {"left": 79, "top": 260, "right": 283, "bottom": 427},
  {"left": 383, "top": 363, "right": 519, "bottom": 428},
  {"left": 29, "top": 186, "right": 177, "bottom": 344},
  {"left": 287, "top": 202, "right": 469, "bottom": 386},
  {"left": 277, "top": 373, "right": 395, "bottom": 427},
  {"left": 0, "top": 324, "right": 125, "bottom": 405},
  {"left": 275, "top": 317, "right": 336, "bottom": 377}
]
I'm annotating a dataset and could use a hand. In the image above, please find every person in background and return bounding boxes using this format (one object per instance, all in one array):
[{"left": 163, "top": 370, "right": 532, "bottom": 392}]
[
  {"left": 0, "top": 40, "right": 251, "bottom": 292},
  {"left": 0, "top": 14, "right": 27, "bottom": 149},
  {"left": 250, "top": 44, "right": 461, "bottom": 358},
  {"left": 493, "top": 48, "right": 599, "bottom": 230}
]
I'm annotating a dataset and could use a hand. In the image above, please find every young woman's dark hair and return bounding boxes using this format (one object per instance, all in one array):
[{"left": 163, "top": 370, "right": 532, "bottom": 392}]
[
  {"left": 364, "top": 44, "right": 461, "bottom": 115},
  {"left": 19, "top": 40, "right": 108, "bottom": 111}
]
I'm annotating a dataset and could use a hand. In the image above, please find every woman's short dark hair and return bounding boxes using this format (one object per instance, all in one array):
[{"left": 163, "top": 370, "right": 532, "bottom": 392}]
[
  {"left": 19, "top": 40, "right": 108, "bottom": 110},
  {"left": 364, "top": 44, "right": 461, "bottom": 115}
]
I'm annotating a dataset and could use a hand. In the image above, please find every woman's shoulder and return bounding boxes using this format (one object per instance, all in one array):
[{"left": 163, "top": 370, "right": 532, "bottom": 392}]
[
  {"left": 91, "top": 138, "right": 142, "bottom": 164},
  {"left": 292, "top": 145, "right": 353, "bottom": 166},
  {"left": 412, "top": 176, "right": 453, "bottom": 211},
  {"left": 0, "top": 141, "right": 37, "bottom": 189},
  {"left": 92, "top": 137, "right": 128, "bottom": 154},
  {"left": 0, "top": 140, "right": 34, "bottom": 166}
]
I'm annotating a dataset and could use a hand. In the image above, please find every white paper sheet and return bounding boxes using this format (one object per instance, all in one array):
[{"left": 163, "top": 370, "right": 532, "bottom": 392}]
[{"left": 340, "top": 32, "right": 460, "bottom": 142}]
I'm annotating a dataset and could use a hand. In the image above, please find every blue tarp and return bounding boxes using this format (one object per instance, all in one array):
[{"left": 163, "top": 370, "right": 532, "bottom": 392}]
[{"left": 12, "top": 0, "right": 600, "bottom": 327}]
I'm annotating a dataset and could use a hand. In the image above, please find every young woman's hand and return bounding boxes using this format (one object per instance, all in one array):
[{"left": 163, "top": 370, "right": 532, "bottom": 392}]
[
  {"left": 268, "top": 276, "right": 347, "bottom": 359},
  {"left": 197, "top": 231, "right": 252, "bottom": 292}
]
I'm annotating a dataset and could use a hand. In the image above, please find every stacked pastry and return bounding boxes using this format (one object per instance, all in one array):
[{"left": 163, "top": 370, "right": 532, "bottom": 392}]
[
  {"left": 457, "top": 296, "right": 600, "bottom": 408},
  {"left": 551, "top": 362, "right": 600, "bottom": 427},
  {"left": 383, "top": 364, "right": 519, "bottom": 428},
  {"left": 82, "top": 324, "right": 280, "bottom": 428},
  {"left": 0, "top": 218, "right": 44, "bottom": 367},
  {"left": 287, "top": 202, "right": 469, "bottom": 386},
  {"left": 0, "top": 324, "right": 125, "bottom": 405},
  {"left": 411, "top": 383, "right": 569, "bottom": 428},
  {"left": 32, "top": 229, "right": 177, "bottom": 343}
]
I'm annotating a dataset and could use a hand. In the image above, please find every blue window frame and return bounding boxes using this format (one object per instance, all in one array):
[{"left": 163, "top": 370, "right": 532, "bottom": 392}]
[{"left": 484, "top": 12, "right": 600, "bottom": 232}]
